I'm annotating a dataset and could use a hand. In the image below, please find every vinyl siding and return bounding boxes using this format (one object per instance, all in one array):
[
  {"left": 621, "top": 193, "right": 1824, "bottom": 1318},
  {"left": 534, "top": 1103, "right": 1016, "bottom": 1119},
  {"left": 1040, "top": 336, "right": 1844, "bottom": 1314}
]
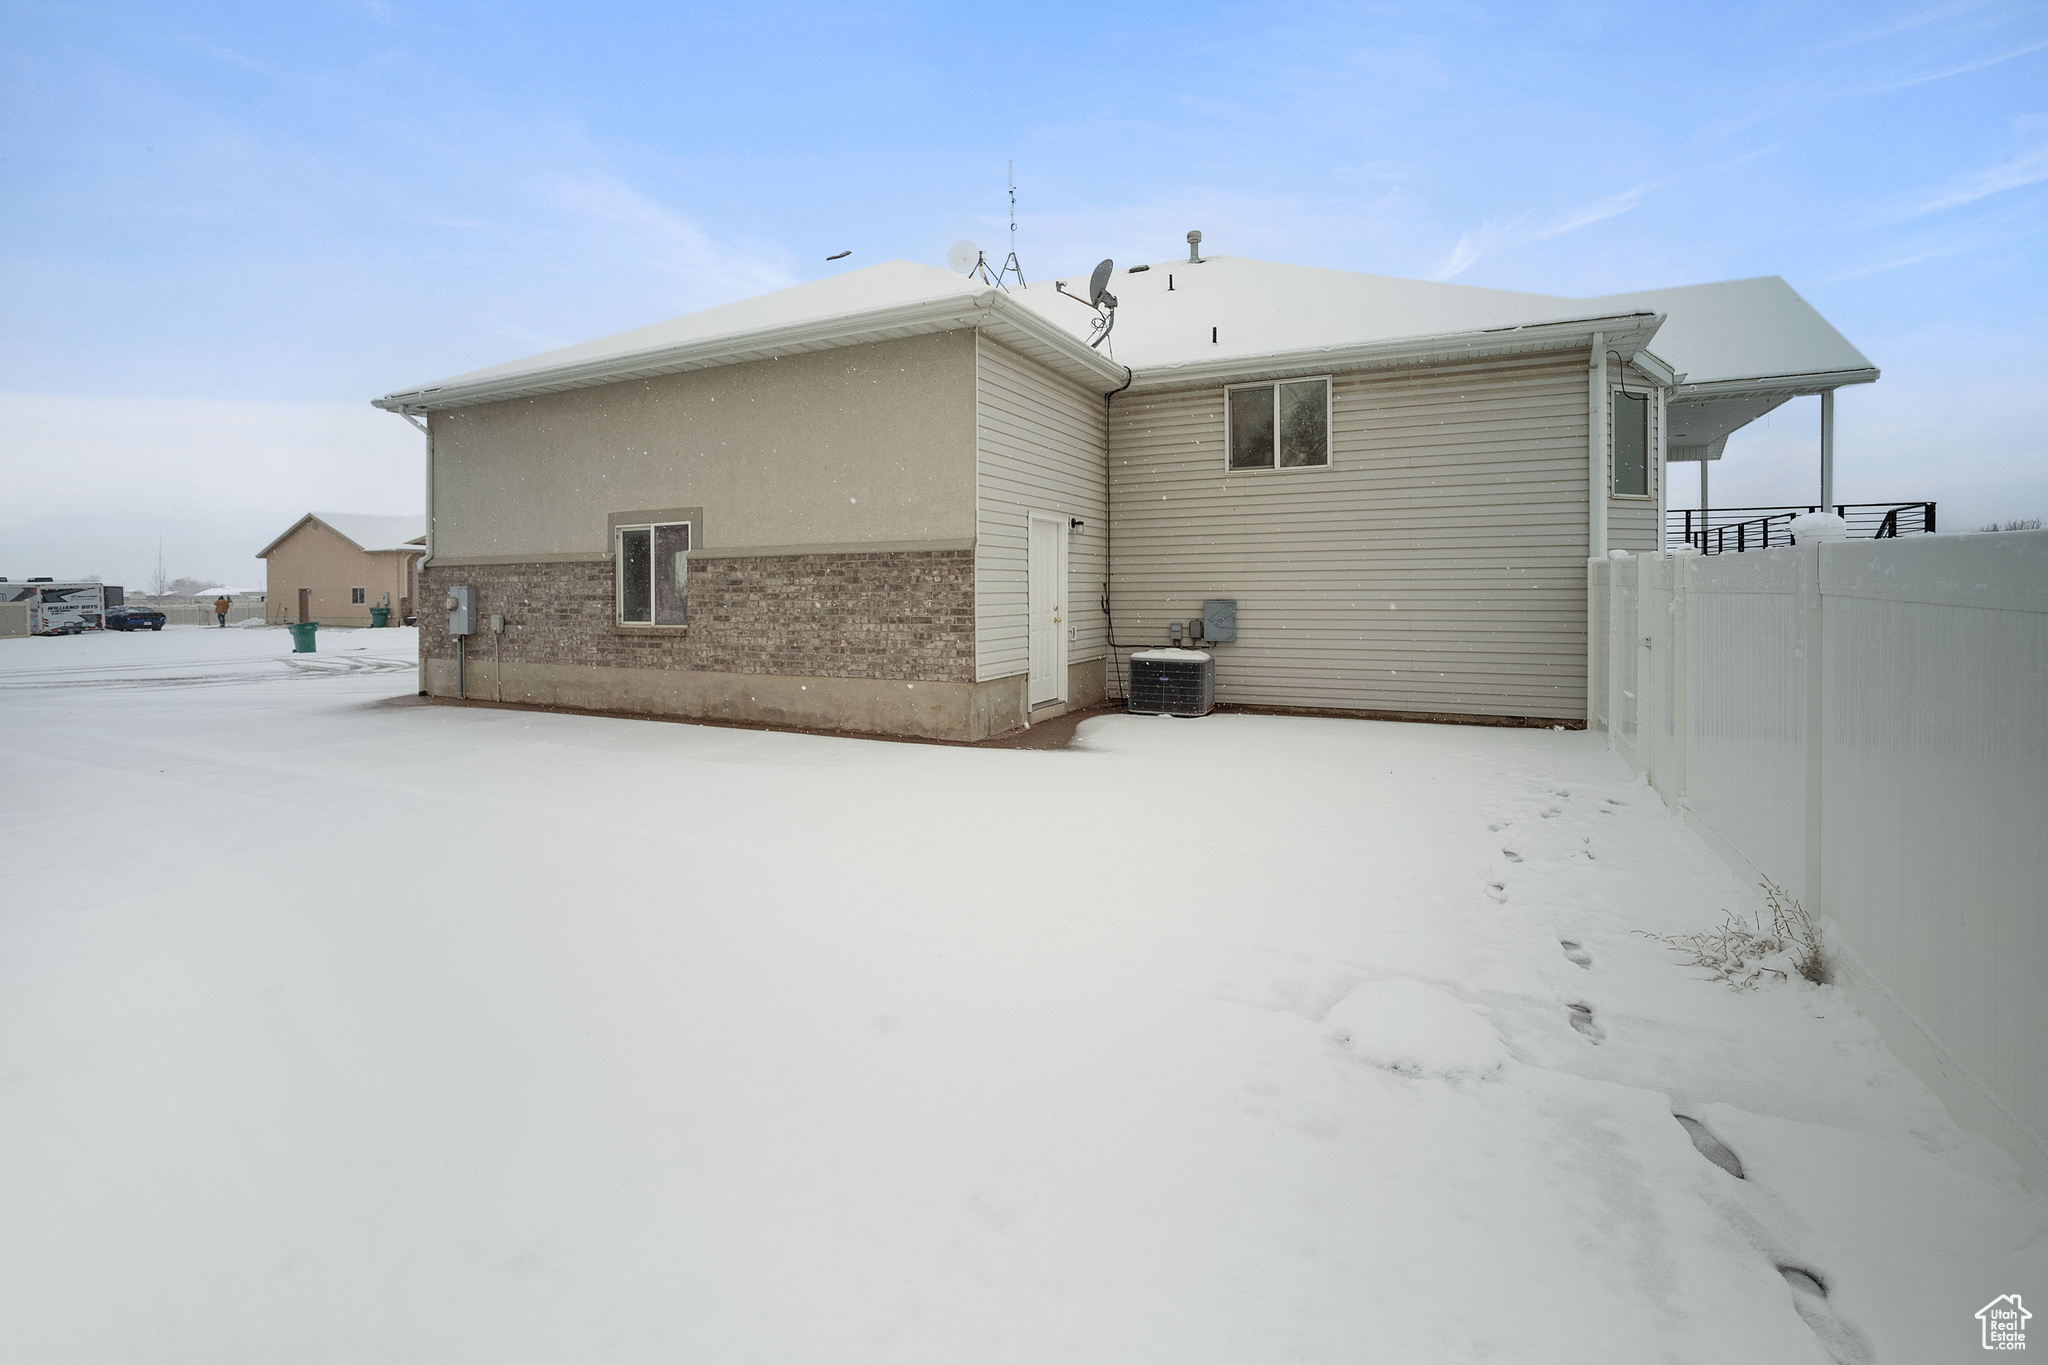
[
  {"left": 1108, "top": 351, "right": 1593, "bottom": 718},
  {"left": 1607, "top": 369, "right": 1663, "bottom": 554},
  {"left": 974, "top": 334, "right": 1109, "bottom": 684}
]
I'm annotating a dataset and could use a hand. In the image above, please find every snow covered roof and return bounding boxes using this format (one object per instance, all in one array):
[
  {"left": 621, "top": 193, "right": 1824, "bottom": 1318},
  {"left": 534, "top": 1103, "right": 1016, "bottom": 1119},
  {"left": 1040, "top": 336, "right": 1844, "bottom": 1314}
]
[
  {"left": 373, "top": 256, "right": 1874, "bottom": 416},
  {"left": 258, "top": 512, "right": 426, "bottom": 558},
  {"left": 373, "top": 261, "right": 1127, "bottom": 413},
  {"left": 1014, "top": 257, "right": 1670, "bottom": 392},
  {"left": 1579, "top": 277, "right": 1875, "bottom": 391}
]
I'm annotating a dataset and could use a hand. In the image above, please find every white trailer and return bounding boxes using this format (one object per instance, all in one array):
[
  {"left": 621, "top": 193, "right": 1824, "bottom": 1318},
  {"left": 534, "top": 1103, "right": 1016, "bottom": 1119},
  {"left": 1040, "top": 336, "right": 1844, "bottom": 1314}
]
[{"left": 0, "top": 582, "right": 106, "bottom": 635}]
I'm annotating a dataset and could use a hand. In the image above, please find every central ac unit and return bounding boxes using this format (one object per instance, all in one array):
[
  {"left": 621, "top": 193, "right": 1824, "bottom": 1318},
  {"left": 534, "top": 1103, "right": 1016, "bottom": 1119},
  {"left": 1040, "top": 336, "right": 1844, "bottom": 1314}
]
[{"left": 1127, "top": 649, "right": 1215, "bottom": 717}]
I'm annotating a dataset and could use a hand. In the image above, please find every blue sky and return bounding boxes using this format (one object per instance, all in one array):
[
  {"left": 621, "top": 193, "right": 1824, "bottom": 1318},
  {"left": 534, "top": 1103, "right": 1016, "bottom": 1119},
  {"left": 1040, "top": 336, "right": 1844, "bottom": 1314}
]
[{"left": 3, "top": 0, "right": 2043, "bottom": 585}]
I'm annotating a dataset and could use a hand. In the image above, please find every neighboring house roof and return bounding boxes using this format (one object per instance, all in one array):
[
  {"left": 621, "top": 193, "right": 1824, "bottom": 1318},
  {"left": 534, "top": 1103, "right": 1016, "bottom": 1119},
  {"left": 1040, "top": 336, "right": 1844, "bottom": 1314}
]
[
  {"left": 373, "top": 257, "right": 1874, "bottom": 435},
  {"left": 257, "top": 512, "right": 427, "bottom": 559}
]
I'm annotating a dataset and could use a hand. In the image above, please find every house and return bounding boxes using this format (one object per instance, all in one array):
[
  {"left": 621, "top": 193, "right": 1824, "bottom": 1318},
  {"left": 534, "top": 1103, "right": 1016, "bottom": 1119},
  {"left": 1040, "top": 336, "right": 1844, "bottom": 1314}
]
[
  {"left": 371, "top": 248, "right": 1874, "bottom": 739},
  {"left": 257, "top": 513, "right": 426, "bottom": 626}
]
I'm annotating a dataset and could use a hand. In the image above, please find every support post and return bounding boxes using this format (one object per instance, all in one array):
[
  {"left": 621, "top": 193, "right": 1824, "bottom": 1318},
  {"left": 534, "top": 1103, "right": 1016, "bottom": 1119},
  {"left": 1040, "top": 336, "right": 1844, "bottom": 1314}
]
[{"left": 1820, "top": 388, "right": 1835, "bottom": 511}]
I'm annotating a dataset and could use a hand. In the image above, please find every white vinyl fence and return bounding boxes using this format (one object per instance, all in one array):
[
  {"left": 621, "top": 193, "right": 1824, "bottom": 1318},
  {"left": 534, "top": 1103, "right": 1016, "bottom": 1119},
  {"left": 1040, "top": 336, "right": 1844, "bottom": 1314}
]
[
  {"left": 1591, "top": 531, "right": 2048, "bottom": 1179},
  {"left": 149, "top": 602, "right": 269, "bottom": 626}
]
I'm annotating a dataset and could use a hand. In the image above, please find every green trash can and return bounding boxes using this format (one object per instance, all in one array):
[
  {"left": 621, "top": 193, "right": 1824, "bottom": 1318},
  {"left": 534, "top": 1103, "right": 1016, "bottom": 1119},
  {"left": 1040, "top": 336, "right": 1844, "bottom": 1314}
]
[
  {"left": 287, "top": 621, "right": 318, "bottom": 653},
  {"left": 369, "top": 607, "right": 391, "bottom": 628}
]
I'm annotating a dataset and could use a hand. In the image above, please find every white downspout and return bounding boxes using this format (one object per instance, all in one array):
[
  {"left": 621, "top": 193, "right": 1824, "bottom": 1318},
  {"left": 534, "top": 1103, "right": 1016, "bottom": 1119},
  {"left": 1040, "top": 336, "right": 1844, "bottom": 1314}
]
[
  {"left": 399, "top": 409, "right": 433, "bottom": 695},
  {"left": 1588, "top": 333, "right": 1608, "bottom": 558}
]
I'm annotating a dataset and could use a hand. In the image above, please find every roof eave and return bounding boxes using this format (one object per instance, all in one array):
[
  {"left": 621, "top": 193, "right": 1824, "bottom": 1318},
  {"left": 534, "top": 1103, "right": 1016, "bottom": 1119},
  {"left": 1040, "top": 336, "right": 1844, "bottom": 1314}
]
[
  {"left": 373, "top": 290, "right": 1126, "bottom": 413},
  {"left": 1673, "top": 366, "right": 1880, "bottom": 400},
  {"left": 1120, "top": 312, "right": 1666, "bottom": 393},
  {"left": 255, "top": 513, "right": 322, "bottom": 560}
]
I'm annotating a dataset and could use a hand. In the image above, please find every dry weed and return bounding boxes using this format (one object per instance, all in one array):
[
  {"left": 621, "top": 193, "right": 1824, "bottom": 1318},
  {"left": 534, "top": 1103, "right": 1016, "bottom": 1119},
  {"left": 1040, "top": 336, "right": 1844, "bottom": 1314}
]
[{"left": 1637, "top": 879, "right": 1826, "bottom": 990}]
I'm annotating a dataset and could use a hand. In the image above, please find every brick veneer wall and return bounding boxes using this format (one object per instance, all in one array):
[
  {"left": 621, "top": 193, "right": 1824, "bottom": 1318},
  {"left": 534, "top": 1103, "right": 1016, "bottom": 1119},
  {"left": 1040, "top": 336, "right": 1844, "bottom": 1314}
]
[{"left": 419, "top": 549, "right": 976, "bottom": 683}]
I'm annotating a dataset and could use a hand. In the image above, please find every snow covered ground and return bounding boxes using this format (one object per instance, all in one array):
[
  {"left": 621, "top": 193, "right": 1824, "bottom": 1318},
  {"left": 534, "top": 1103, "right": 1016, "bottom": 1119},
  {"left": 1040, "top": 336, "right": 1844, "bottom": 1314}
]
[{"left": 1, "top": 626, "right": 2038, "bottom": 1363}]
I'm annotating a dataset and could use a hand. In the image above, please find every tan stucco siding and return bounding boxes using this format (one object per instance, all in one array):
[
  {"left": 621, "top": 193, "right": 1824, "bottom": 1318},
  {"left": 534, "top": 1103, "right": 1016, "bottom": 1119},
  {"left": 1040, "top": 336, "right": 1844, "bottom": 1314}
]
[
  {"left": 1108, "top": 351, "right": 1593, "bottom": 719},
  {"left": 973, "top": 334, "right": 1109, "bottom": 684},
  {"left": 428, "top": 330, "right": 979, "bottom": 561},
  {"left": 262, "top": 519, "right": 420, "bottom": 624}
]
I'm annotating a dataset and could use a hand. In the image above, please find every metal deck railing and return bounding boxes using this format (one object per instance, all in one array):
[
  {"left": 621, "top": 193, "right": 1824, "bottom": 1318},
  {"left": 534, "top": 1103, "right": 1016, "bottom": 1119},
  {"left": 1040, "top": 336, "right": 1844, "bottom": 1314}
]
[{"left": 1666, "top": 502, "right": 1936, "bottom": 555}]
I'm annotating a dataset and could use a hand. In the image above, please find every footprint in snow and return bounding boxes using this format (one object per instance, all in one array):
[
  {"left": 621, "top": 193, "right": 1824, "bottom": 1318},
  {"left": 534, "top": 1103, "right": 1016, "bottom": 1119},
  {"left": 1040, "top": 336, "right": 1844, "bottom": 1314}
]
[
  {"left": 1566, "top": 1001, "right": 1605, "bottom": 1043},
  {"left": 1559, "top": 939, "right": 1592, "bottom": 969},
  {"left": 1485, "top": 882, "right": 1507, "bottom": 904},
  {"left": 1488, "top": 821, "right": 1510, "bottom": 833},
  {"left": 1673, "top": 1114, "right": 1743, "bottom": 1178},
  {"left": 1777, "top": 1266, "right": 1871, "bottom": 1364},
  {"left": 1539, "top": 807, "right": 1561, "bottom": 819},
  {"left": 1502, "top": 849, "right": 1523, "bottom": 862}
]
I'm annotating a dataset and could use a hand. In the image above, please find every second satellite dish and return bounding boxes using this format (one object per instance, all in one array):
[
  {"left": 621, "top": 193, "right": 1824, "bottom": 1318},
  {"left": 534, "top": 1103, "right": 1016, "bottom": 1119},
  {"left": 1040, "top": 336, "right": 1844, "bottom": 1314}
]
[
  {"left": 947, "top": 240, "right": 982, "bottom": 274},
  {"left": 1088, "top": 259, "right": 1114, "bottom": 305}
]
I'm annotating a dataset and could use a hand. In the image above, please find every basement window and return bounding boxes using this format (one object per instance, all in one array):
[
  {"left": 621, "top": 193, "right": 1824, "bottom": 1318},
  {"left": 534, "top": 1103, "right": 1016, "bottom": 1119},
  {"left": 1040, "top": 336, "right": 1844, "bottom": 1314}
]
[
  {"left": 1227, "top": 377, "right": 1330, "bottom": 470},
  {"left": 350, "top": 587, "right": 366, "bottom": 604},
  {"left": 1613, "top": 389, "right": 1650, "bottom": 497},
  {"left": 617, "top": 521, "right": 690, "bottom": 626}
]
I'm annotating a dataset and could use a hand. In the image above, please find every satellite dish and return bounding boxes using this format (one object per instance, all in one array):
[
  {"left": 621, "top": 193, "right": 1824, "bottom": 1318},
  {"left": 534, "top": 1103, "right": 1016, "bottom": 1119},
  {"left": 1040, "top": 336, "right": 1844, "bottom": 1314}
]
[
  {"left": 1088, "top": 259, "right": 1114, "bottom": 305},
  {"left": 947, "top": 239, "right": 982, "bottom": 274}
]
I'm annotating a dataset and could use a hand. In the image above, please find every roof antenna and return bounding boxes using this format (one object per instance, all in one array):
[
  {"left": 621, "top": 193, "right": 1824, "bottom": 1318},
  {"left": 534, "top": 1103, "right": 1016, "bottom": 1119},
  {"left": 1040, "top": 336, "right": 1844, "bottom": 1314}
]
[
  {"left": 944, "top": 165, "right": 1027, "bottom": 291},
  {"left": 992, "top": 162, "right": 1027, "bottom": 288},
  {"left": 1054, "top": 259, "right": 1119, "bottom": 350}
]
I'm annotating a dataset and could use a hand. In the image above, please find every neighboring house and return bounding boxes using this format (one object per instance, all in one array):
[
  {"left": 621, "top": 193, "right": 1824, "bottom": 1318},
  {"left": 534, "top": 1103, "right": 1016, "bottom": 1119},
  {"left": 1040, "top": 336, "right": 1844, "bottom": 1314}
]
[
  {"left": 372, "top": 251, "right": 1873, "bottom": 739},
  {"left": 257, "top": 513, "right": 426, "bottom": 626}
]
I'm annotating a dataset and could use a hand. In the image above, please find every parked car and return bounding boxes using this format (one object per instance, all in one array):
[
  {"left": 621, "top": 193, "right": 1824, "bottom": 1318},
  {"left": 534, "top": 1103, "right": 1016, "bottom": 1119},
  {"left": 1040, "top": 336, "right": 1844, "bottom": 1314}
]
[{"left": 105, "top": 606, "right": 167, "bottom": 632}]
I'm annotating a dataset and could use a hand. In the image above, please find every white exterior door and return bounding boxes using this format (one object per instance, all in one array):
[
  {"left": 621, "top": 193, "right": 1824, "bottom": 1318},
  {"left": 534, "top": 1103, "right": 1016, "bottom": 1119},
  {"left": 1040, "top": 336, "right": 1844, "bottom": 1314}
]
[{"left": 1027, "top": 512, "right": 1068, "bottom": 707}]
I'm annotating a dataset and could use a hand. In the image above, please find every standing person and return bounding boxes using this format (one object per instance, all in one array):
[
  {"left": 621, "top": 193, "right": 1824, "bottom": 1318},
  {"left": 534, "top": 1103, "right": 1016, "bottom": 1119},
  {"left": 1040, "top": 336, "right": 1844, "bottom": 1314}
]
[{"left": 213, "top": 594, "right": 230, "bottom": 628}]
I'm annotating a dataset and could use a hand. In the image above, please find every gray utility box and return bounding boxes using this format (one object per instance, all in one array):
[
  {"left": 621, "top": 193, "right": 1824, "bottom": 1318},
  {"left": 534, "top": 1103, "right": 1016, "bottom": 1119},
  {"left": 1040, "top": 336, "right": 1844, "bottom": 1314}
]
[
  {"left": 446, "top": 585, "right": 477, "bottom": 637},
  {"left": 1127, "top": 649, "right": 1215, "bottom": 717},
  {"left": 1202, "top": 599, "right": 1237, "bottom": 643}
]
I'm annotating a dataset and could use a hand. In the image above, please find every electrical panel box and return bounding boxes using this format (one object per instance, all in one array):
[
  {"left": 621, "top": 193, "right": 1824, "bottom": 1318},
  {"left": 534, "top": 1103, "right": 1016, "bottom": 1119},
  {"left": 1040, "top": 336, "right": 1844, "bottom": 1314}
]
[
  {"left": 446, "top": 585, "right": 477, "bottom": 637},
  {"left": 1202, "top": 599, "right": 1238, "bottom": 644}
]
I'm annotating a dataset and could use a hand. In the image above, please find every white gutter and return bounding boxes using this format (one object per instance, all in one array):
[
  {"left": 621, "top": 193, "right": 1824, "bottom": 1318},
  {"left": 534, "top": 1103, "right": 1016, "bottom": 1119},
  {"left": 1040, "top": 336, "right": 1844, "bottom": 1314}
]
[
  {"left": 1118, "top": 311, "right": 1666, "bottom": 393},
  {"left": 1672, "top": 366, "right": 1879, "bottom": 400}
]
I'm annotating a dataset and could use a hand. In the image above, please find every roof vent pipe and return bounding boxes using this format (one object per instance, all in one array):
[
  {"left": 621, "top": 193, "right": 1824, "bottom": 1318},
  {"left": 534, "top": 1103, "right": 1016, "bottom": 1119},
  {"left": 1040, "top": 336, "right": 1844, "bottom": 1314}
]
[{"left": 1187, "top": 230, "right": 1202, "bottom": 264}]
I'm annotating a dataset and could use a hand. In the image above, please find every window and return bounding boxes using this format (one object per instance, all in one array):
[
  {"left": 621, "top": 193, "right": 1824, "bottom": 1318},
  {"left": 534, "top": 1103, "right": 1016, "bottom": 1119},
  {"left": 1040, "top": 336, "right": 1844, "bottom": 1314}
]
[
  {"left": 617, "top": 521, "right": 690, "bottom": 625},
  {"left": 1227, "top": 378, "right": 1330, "bottom": 470},
  {"left": 350, "top": 587, "right": 366, "bottom": 604},
  {"left": 1612, "top": 389, "right": 1650, "bottom": 497}
]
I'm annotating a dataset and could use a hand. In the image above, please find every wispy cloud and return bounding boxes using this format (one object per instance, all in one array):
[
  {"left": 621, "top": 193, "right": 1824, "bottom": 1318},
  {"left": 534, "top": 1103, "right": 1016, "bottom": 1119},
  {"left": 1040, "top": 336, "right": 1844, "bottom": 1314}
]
[
  {"left": 1429, "top": 147, "right": 1776, "bottom": 281},
  {"left": 340, "top": 0, "right": 399, "bottom": 23},
  {"left": 1428, "top": 216, "right": 1527, "bottom": 281},
  {"left": 1822, "top": 0, "right": 2000, "bottom": 49},
  {"left": 1429, "top": 185, "right": 1657, "bottom": 281},
  {"left": 1866, "top": 34, "right": 2048, "bottom": 92},
  {"left": 177, "top": 37, "right": 274, "bottom": 75},
  {"left": 1899, "top": 139, "right": 2048, "bottom": 216},
  {"left": 499, "top": 324, "right": 574, "bottom": 351},
  {"left": 544, "top": 174, "right": 798, "bottom": 302}
]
